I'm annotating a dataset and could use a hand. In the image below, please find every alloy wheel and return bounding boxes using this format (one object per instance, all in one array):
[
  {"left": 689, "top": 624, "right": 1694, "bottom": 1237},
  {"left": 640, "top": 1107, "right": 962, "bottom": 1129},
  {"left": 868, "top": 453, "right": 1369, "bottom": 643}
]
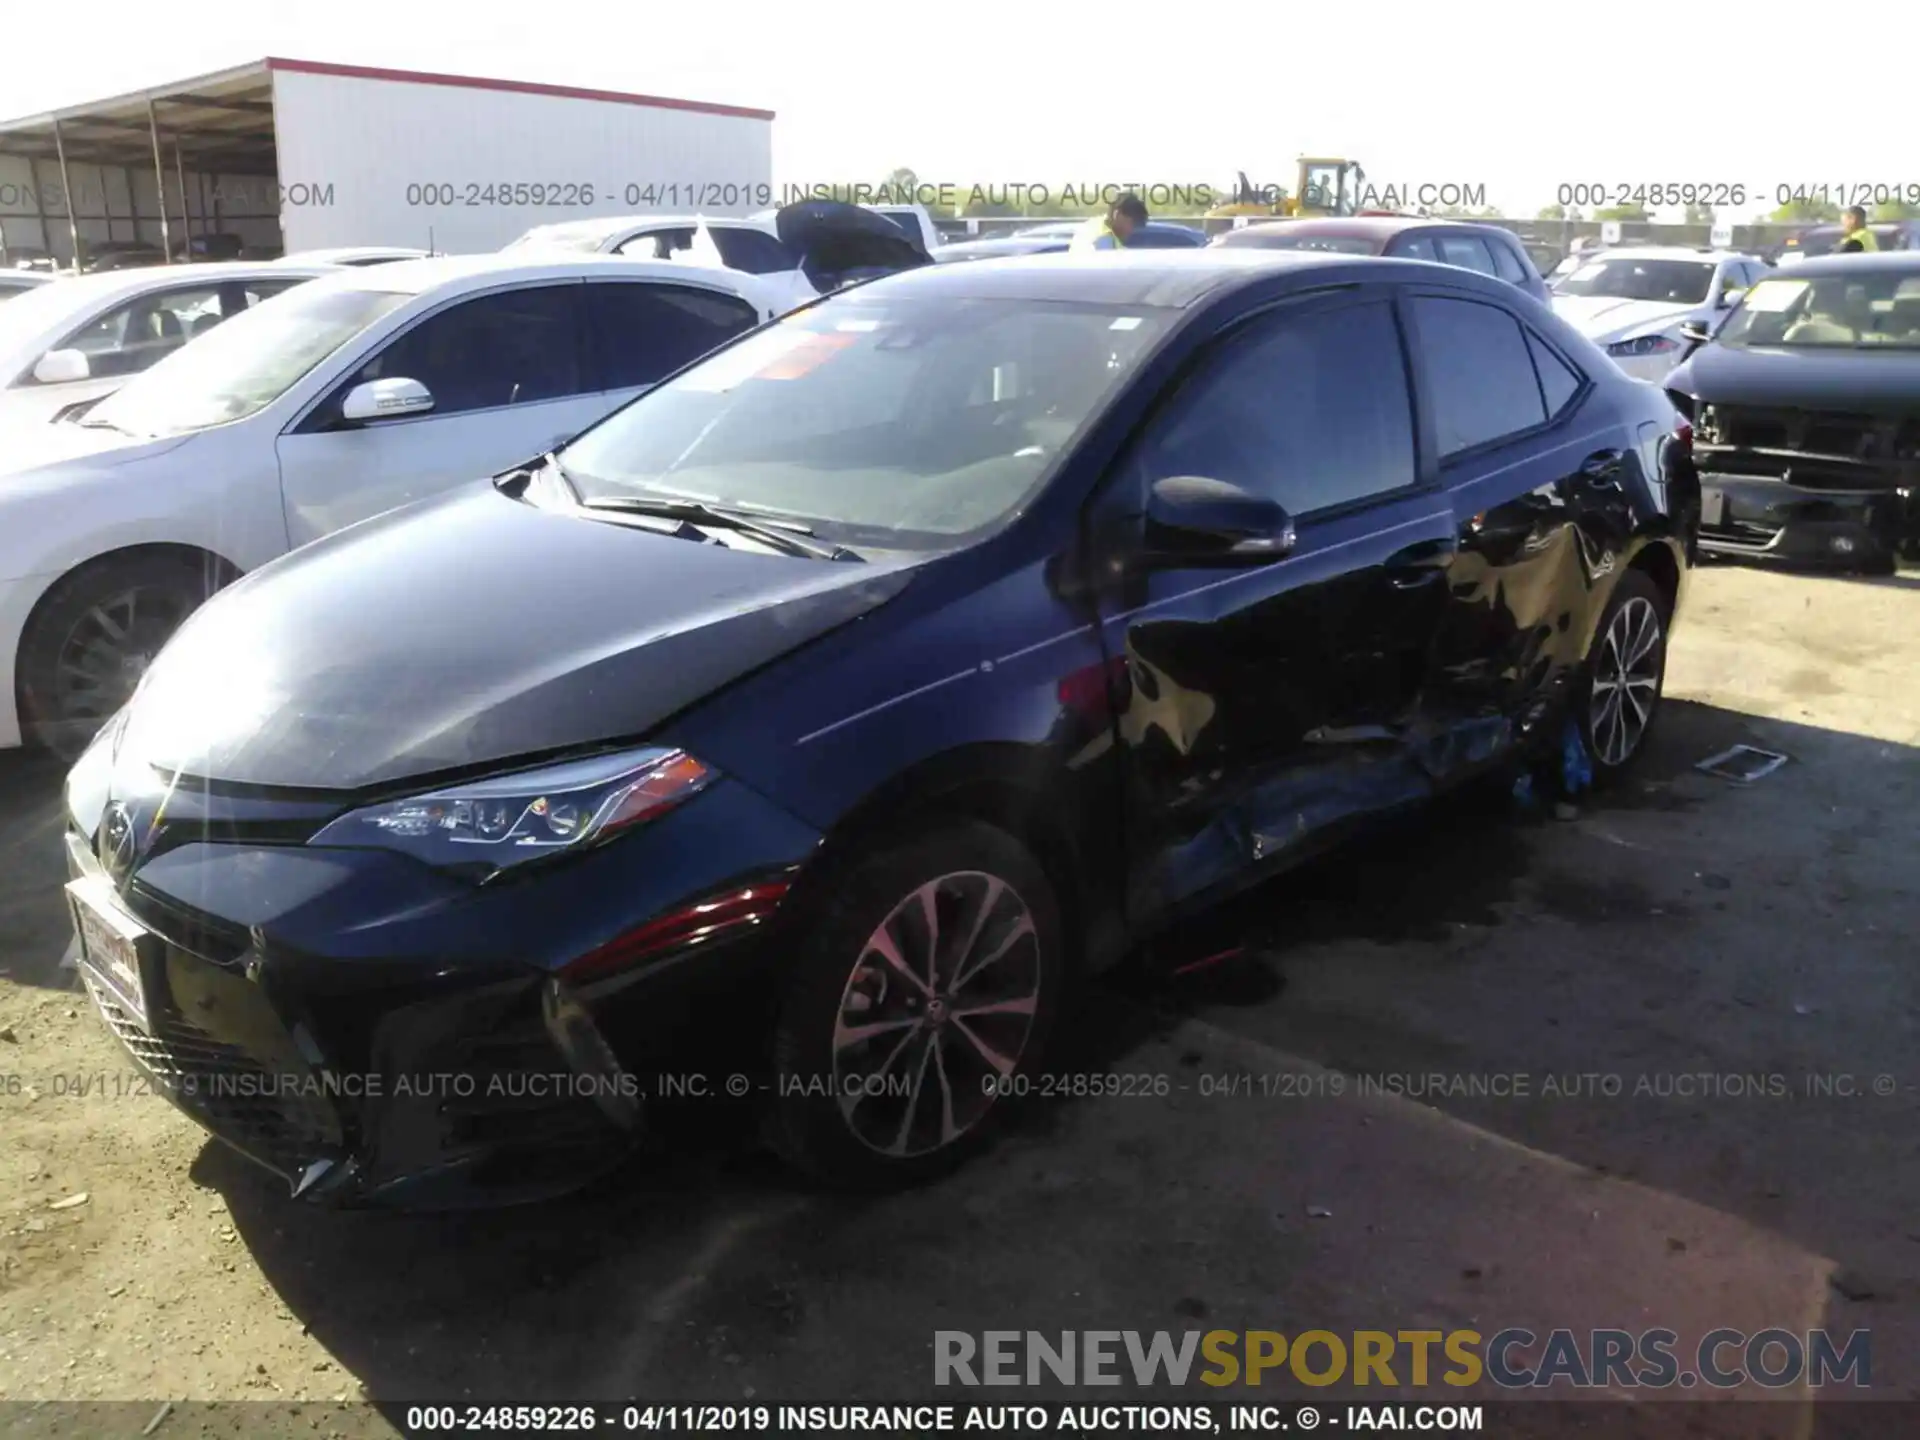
[
  {"left": 1589, "top": 595, "right": 1662, "bottom": 767},
  {"left": 830, "top": 870, "right": 1042, "bottom": 1158},
  {"left": 51, "top": 585, "right": 192, "bottom": 727}
]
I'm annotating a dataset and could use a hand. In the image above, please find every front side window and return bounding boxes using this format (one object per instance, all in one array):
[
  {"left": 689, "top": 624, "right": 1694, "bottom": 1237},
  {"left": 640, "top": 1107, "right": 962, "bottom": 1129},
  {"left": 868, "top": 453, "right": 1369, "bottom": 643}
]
[
  {"left": 560, "top": 294, "right": 1175, "bottom": 549},
  {"left": 1136, "top": 299, "right": 1417, "bottom": 517},
  {"left": 1489, "top": 239, "right": 1529, "bottom": 285},
  {"left": 45, "top": 284, "right": 227, "bottom": 380},
  {"left": 1411, "top": 296, "right": 1549, "bottom": 456},
  {"left": 84, "top": 284, "right": 413, "bottom": 438},
  {"left": 343, "top": 284, "right": 585, "bottom": 415}
]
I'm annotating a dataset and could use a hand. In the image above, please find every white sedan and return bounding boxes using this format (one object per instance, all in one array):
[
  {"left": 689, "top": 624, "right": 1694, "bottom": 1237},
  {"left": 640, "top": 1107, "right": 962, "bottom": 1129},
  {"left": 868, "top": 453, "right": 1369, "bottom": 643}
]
[
  {"left": 0, "top": 254, "right": 781, "bottom": 754},
  {"left": 0, "top": 262, "right": 339, "bottom": 427},
  {"left": 506, "top": 200, "right": 928, "bottom": 313},
  {"left": 1550, "top": 247, "right": 1767, "bottom": 381},
  {"left": 275, "top": 247, "right": 436, "bottom": 267}
]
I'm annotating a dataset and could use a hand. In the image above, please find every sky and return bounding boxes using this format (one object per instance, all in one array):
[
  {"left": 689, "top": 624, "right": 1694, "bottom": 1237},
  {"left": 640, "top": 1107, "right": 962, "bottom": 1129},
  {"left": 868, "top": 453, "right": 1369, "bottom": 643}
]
[{"left": 4, "top": 2, "right": 1914, "bottom": 223}]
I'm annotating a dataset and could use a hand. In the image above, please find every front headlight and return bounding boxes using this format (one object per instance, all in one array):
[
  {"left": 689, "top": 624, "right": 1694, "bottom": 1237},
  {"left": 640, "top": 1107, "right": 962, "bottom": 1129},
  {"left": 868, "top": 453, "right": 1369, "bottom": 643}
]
[
  {"left": 1607, "top": 333, "right": 1682, "bottom": 358},
  {"left": 309, "top": 746, "right": 714, "bottom": 879}
]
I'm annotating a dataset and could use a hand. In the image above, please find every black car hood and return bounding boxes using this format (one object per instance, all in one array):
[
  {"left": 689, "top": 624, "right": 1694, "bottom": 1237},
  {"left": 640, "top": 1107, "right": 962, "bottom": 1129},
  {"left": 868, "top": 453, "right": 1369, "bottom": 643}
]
[
  {"left": 118, "top": 484, "right": 916, "bottom": 792},
  {"left": 774, "top": 200, "right": 931, "bottom": 279},
  {"left": 1670, "top": 343, "right": 1920, "bottom": 414}
]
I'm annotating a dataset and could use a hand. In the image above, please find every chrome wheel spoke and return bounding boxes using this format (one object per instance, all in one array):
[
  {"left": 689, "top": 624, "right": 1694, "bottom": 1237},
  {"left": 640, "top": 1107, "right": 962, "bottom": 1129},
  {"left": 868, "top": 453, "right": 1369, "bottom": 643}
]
[
  {"left": 950, "top": 1015, "right": 1018, "bottom": 1077},
  {"left": 828, "top": 868, "right": 1046, "bottom": 1159}
]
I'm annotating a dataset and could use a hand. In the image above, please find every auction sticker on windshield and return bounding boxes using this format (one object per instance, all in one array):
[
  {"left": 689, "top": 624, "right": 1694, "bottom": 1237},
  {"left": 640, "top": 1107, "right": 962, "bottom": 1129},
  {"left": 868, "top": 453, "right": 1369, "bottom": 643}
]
[{"left": 677, "top": 325, "right": 849, "bottom": 392}]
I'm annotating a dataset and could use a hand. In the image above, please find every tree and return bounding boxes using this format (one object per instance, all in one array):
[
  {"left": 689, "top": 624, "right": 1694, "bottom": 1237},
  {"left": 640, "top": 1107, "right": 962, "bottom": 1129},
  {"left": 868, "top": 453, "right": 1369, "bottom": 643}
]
[
  {"left": 1684, "top": 202, "right": 1715, "bottom": 225},
  {"left": 881, "top": 167, "right": 919, "bottom": 199},
  {"left": 1770, "top": 198, "right": 1840, "bottom": 223},
  {"left": 1537, "top": 202, "right": 1567, "bottom": 220},
  {"left": 1595, "top": 204, "right": 1650, "bottom": 222},
  {"left": 1872, "top": 199, "right": 1920, "bottom": 221},
  {"left": 1434, "top": 204, "right": 1505, "bottom": 221}
]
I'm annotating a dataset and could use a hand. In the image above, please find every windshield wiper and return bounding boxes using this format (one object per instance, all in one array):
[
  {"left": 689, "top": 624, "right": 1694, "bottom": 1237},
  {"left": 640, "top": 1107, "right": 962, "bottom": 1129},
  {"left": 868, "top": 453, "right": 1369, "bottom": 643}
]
[{"left": 578, "top": 495, "right": 863, "bottom": 562}]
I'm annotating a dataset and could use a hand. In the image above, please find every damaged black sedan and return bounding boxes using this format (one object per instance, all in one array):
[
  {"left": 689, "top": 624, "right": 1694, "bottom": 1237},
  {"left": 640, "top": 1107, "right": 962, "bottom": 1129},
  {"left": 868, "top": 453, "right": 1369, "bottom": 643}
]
[
  {"left": 62, "top": 251, "right": 1694, "bottom": 1208},
  {"left": 1667, "top": 252, "right": 1920, "bottom": 573}
]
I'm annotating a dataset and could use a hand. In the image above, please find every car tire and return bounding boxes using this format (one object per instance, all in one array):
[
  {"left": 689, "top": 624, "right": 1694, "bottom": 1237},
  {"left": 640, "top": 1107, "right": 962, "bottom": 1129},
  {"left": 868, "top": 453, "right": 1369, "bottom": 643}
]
[
  {"left": 1578, "top": 568, "right": 1670, "bottom": 781},
  {"left": 17, "top": 552, "right": 223, "bottom": 760},
  {"left": 765, "top": 819, "right": 1067, "bottom": 1188}
]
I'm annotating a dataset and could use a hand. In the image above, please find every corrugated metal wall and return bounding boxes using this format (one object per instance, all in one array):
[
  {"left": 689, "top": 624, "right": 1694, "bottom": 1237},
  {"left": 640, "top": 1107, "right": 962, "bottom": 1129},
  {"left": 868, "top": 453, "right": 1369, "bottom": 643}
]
[{"left": 270, "top": 69, "right": 774, "bottom": 254}]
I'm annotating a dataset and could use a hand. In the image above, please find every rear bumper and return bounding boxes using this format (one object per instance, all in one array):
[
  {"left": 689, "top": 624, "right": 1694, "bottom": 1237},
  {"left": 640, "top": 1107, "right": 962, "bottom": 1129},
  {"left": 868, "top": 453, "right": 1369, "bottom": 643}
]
[{"left": 1695, "top": 473, "right": 1917, "bottom": 569}]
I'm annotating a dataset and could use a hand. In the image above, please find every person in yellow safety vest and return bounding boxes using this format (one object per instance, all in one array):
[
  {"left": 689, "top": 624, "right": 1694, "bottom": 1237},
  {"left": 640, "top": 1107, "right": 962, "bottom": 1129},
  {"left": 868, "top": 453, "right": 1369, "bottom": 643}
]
[
  {"left": 1838, "top": 206, "right": 1880, "bottom": 254},
  {"left": 1069, "top": 193, "right": 1149, "bottom": 253}
]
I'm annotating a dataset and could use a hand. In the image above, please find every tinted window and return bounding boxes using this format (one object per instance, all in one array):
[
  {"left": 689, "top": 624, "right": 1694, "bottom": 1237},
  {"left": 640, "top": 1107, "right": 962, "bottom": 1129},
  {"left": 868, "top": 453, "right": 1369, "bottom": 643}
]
[
  {"left": 243, "top": 279, "right": 305, "bottom": 307},
  {"left": 1436, "top": 235, "right": 1499, "bottom": 277},
  {"left": 587, "top": 281, "right": 761, "bottom": 391},
  {"left": 48, "top": 284, "right": 227, "bottom": 379},
  {"left": 1489, "top": 238, "right": 1528, "bottom": 285},
  {"left": 1388, "top": 234, "right": 1442, "bottom": 262},
  {"left": 1412, "top": 297, "right": 1548, "bottom": 456},
  {"left": 348, "top": 284, "right": 584, "bottom": 415},
  {"left": 1138, "top": 299, "right": 1416, "bottom": 517},
  {"left": 711, "top": 228, "right": 798, "bottom": 274},
  {"left": 614, "top": 228, "right": 695, "bottom": 260},
  {"left": 1129, "top": 225, "right": 1204, "bottom": 249},
  {"left": 1526, "top": 331, "right": 1583, "bottom": 416}
]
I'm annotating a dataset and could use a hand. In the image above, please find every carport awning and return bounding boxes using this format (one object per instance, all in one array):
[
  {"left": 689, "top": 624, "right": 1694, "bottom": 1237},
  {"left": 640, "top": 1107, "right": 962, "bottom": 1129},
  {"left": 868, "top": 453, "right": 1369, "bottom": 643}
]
[{"left": 0, "top": 60, "right": 277, "bottom": 175}]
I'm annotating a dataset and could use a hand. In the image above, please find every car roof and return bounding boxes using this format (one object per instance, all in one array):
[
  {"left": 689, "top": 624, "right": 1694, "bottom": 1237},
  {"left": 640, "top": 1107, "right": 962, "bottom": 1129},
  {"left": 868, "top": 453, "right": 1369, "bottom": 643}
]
[
  {"left": 1767, "top": 250, "right": 1920, "bottom": 279},
  {"left": 514, "top": 214, "right": 771, "bottom": 246},
  {"left": 834, "top": 247, "right": 1466, "bottom": 309},
  {"left": 1230, "top": 216, "right": 1514, "bottom": 240},
  {"left": 279, "top": 247, "right": 429, "bottom": 263},
  {"left": 1576, "top": 246, "right": 1752, "bottom": 263},
  {"left": 6, "top": 260, "right": 336, "bottom": 305},
  {"left": 300, "top": 252, "right": 775, "bottom": 302}
]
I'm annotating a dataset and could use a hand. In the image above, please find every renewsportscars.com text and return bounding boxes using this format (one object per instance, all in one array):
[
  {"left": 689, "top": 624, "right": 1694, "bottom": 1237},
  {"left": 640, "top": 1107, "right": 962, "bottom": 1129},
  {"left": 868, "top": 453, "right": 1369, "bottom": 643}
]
[{"left": 934, "top": 1328, "right": 1871, "bottom": 1390}]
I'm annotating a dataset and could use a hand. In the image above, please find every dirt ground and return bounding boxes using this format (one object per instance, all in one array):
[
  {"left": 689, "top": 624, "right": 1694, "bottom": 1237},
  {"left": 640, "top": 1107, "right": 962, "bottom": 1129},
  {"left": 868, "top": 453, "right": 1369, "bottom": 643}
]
[{"left": 1, "top": 561, "right": 1916, "bottom": 1438}]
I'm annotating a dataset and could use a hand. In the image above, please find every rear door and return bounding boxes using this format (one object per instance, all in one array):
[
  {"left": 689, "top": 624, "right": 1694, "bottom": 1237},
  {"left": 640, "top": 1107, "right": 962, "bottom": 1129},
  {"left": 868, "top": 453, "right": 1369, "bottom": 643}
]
[
  {"left": 1101, "top": 285, "right": 1457, "bottom": 922},
  {"left": 1400, "top": 287, "right": 1629, "bottom": 776},
  {"left": 275, "top": 281, "right": 603, "bottom": 546}
]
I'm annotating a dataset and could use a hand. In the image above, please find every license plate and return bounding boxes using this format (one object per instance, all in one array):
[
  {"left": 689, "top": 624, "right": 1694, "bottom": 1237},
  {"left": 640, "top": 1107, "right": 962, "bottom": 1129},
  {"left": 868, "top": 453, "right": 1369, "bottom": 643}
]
[
  {"left": 1701, "top": 485, "right": 1727, "bottom": 528},
  {"left": 66, "top": 876, "right": 151, "bottom": 1032}
]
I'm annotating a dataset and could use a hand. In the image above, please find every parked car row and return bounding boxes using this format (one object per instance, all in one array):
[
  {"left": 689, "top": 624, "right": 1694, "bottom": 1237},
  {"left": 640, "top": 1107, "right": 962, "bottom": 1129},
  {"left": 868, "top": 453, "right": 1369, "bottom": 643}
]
[{"left": 34, "top": 235, "right": 1704, "bottom": 1207}]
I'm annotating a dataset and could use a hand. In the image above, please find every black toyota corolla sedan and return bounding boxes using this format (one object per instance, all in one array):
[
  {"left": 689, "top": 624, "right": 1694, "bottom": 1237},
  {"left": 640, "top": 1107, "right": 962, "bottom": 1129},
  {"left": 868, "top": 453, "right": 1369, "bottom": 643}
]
[
  {"left": 1666, "top": 252, "right": 1920, "bottom": 572},
  {"left": 61, "top": 250, "right": 1696, "bottom": 1207}
]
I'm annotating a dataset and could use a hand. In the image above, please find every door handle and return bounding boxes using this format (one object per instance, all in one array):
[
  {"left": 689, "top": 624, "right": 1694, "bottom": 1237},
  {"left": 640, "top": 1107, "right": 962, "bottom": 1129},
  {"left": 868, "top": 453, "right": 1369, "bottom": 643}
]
[{"left": 1384, "top": 537, "right": 1456, "bottom": 587}]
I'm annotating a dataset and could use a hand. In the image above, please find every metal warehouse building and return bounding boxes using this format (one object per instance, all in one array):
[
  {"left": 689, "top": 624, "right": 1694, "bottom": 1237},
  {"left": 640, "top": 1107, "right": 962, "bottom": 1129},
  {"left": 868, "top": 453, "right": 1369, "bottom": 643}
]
[{"left": 0, "top": 57, "right": 775, "bottom": 264}]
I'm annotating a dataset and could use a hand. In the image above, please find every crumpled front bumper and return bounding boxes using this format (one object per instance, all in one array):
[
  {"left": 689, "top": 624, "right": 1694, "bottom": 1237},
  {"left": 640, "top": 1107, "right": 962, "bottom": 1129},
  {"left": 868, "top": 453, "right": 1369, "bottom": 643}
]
[
  {"left": 1696, "top": 472, "right": 1917, "bottom": 570},
  {"left": 63, "top": 775, "right": 821, "bottom": 1209}
]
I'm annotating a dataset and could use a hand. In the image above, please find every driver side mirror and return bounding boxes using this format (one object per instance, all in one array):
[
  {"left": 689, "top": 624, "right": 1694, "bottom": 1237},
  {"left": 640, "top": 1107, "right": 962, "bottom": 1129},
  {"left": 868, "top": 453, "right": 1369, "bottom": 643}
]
[
  {"left": 339, "top": 376, "right": 435, "bottom": 423},
  {"left": 1678, "top": 319, "right": 1714, "bottom": 345},
  {"left": 32, "top": 349, "right": 90, "bottom": 385},
  {"left": 1716, "top": 288, "right": 1744, "bottom": 310},
  {"left": 1143, "top": 475, "right": 1296, "bottom": 565}
]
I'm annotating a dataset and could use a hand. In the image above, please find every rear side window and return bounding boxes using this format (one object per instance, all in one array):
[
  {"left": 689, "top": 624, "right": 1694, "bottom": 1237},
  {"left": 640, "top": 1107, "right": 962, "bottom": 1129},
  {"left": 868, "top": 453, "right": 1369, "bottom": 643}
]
[
  {"left": 586, "top": 281, "right": 761, "bottom": 390},
  {"left": 1436, "top": 235, "right": 1499, "bottom": 277},
  {"left": 1389, "top": 234, "right": 1442, "bottom": 262},
  {"left": 1489, "top": 239, "right": 1528, "bottom": 286},
  {"left": 710, "top": 228, "right": 798, "bottom": 275},
  {"left": 1411, "top": 296, "right": 1548, "bottom": 457},
  {"left": 1526, "top": 331, "right": 1584, "bottom": 417}
]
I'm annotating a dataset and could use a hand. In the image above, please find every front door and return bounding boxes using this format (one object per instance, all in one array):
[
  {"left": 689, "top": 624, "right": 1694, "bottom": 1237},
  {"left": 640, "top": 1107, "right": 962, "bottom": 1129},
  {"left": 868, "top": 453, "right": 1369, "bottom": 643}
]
[
  {"left": 1097, "top": 288, "right": 1456, "bottom": 924},
  {"left": 275, "top": 282, "right": 609, "bottom": 547}
]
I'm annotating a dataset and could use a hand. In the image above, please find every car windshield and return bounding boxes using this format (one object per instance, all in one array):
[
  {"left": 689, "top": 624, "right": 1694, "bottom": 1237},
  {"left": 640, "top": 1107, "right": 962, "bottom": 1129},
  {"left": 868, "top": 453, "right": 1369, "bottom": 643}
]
[
  {"left": 560, "top": 293, "right": 1175, "bottom": 549},
  {"left": 85, "top": 284, "right": 414, "bottom": 437},
  {"left": 1556, "top": 258, "right": 1715, "bottom": 304},
  {"left": 1715, "top": 272, "right": 1920, "bottom": 349},
  {"left": 1215, "top": 230, "right": 1378, "bottom": 254}
]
